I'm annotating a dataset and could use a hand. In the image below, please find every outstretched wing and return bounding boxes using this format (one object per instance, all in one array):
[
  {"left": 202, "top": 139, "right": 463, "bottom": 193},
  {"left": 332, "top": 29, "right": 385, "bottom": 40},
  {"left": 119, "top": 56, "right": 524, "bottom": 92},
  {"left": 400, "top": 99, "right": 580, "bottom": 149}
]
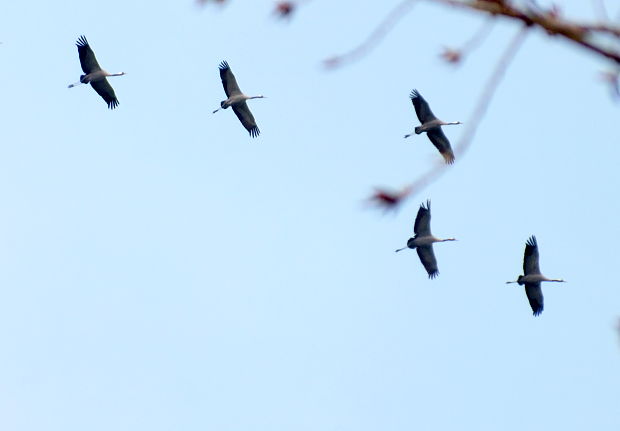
[
  {"left": 90, "top": 79, "right": 119, "bottom": 109},
  {"left": 413, "top": 200, "right": 432, "bottom": 236},
  {"left": 218, "top": 61, "right": 242, "bottom": 97},
  {"left": 232, "top": 102, "right": 260, "bottom": 137},
  {"left": 416, "top": 245, "right": 439, "bottom": 279},
  {"left": 76, "top": 35, "right": 102, "bottom": 74},
  {"left": 523, "top": 235, "right": 541, "bottom": 275},
  {"left": 525, "top": 282, "right": 544, "bottom": 316},
  {"left": 427, "top": 128, "right": 455, "bottom": 164},
  {"left": 410, "top": 89, "right": 437, "bottom": 123}
]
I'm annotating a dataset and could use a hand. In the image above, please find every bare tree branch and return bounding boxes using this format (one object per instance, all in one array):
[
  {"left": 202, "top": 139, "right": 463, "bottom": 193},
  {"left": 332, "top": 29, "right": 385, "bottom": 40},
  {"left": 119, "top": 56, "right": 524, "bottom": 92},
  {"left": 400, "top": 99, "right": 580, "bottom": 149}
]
[
  {"left": 325, "top": 0, "right": 620, "bottom": 68},
  {"left": 324, "top": 0, "right": 419, "bottom": 68},
  {"left": 454, "top": 24, "right": 528, "bottom": 159},
  {"left": 431, "top": 0, "right": 620, "bottom": 64},
  {"left": 441, "top": 16, "right": 495, "bottom": 64}
]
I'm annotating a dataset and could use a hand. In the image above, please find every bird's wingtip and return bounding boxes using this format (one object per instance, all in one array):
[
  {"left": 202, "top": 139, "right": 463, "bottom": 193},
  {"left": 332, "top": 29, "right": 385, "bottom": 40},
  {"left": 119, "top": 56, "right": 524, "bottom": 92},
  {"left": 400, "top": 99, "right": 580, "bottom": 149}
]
[
  {"left": 443, "top": 153, "right": 456, "bottom": 164},
  {"left": 248, "top": 126, "right": 260, "bottom": 138},
  {"left": 76, "top": 35, "right": 88, "bottom": 47}
]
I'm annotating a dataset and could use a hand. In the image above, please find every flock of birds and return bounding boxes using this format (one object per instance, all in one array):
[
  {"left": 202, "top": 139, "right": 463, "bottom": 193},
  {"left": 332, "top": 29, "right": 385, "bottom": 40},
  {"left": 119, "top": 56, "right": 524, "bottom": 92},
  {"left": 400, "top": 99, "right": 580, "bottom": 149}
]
[
  {"left": 67, "top": 36, "right": 565, "bottom": 317},
  {"left": 67, "top": 36, "right": 265, "bottom": 136},
  {"left": 395, "top": 201, "right": 565, "bottom": 316}
]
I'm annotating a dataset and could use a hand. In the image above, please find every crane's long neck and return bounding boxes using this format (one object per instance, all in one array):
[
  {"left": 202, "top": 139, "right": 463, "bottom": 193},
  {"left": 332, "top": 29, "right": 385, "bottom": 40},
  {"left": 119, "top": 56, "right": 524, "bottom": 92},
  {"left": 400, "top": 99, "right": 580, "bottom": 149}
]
[
  {"left": 440, "top": 238, "right": 456, "bottom": 242},
  {"left": 107, "top": 72, "right": 126, "bottom": 77},
  {"left": 444, "top": 121, "right": 462, "bottom": 126},
  {"left": 247, "top": 95, "right": 264, "bottom": 100},
  {"left": 546, "top": 278, "right": 566, "bottom": 283}
]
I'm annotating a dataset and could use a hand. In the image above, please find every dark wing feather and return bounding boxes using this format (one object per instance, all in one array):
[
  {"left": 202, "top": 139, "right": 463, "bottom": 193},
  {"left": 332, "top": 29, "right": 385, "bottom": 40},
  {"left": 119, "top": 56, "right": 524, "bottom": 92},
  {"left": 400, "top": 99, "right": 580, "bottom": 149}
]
[
  {"left": 218, "top": 61, "right": 242, "bottom": 97},
  {"left": 523, "top": 235, "right": 541, "bottom": 275},
  {"left": 525, "top": 282, "right": 544, "bottom": 316},
  {"left": 426, "top": 128, "right": 455, "bottom": 164},
  {"left": 413, "top": 200, "right": 432, "bottom": 236},
  {"left": 76, "top": 35, "right": 101, "bottom": 74},
  {"left": 232, "top": 102, "right": 260, "bottom": 137},
  {"left": 416, "top": 245, "right": 439, "bottom": 279},
  {"left": 410, "top": 89, "right": 437, "bottom": 123},
  {"left": 90, "top": 79, "right": 119, "bottom": 109}
]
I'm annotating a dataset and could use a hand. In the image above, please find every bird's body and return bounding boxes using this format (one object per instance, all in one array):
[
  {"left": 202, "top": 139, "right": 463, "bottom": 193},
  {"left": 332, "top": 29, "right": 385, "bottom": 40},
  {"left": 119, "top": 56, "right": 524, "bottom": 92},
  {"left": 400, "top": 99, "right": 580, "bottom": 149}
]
[
  {"left": 507, "top": 236, "right": 565, "bottom": 316},
  {"left": 404, "top": 89, "right": 461, "bottom": 164},
  {"left": 76, "top": 69, "right": 114, "bottom": 84},
  {"left": 395, "top": 200, "right": 456, "bottom": 279},
  {"left": 68, "top": 36, "right": 125, "bottom": 109},
  {"left": 213, "top": 61, "right": 264, "bottom": 138}
]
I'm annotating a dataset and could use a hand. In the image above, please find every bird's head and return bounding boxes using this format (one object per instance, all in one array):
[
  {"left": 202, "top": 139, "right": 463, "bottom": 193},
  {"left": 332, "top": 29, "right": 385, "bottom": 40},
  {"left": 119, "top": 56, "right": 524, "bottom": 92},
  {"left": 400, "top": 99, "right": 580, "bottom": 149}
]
[
  {"left": 442, "top": 237, "right": 457, "bottom": 242},
  {"left": 506, "top": 275, "right": 525, "bottom": 285}
]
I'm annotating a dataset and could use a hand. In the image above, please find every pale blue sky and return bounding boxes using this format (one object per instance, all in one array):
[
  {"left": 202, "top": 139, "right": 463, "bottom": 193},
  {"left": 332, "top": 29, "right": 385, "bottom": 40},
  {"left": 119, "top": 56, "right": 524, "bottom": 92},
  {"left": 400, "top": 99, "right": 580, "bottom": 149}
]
[{"left": 0, "top": 1, "right": 618, "bottom": 430}]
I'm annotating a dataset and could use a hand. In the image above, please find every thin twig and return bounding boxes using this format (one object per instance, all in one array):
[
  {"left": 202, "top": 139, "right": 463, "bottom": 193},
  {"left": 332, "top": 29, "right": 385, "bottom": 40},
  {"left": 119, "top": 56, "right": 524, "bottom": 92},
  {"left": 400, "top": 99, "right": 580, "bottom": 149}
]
[
  {"left": 442, "top": 17, "right": 495, "bottom": 64},
  {"left": 462, "top": 16, "right": 496, "bottom": 53},
  {"left": 324, "top": 0, "right": 418, "bottom": 68},
  {"left": 592, "top": 0, "right": 609, "bottom": 22},
  {"left": 455, "top": 24, "right": 528, "bottom": 158}
]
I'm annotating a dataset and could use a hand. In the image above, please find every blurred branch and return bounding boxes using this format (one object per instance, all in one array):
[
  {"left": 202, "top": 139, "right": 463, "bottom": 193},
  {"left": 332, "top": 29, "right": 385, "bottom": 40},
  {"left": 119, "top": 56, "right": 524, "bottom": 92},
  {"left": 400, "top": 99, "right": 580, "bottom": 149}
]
[
  {"left": 592, "top": 0, "right": 609, "bottom": 21},
  {"left": 324, "top": 0, "right": 419, "bottom": 68},
  {"left": 441, "top": 16, "right": 495, "bottom": 64},
  {"left": 432, "top": 0, "right": 620, "bottom": 64},
  {"left": 601, "top": 69, "right": 620, "bottom": 100},
  {"left": 325, "top": 0, "right": 620, "bottom": 68},
  {"left": 454, "top": 24, "right": 528, "bottom": 159},
  {"left": 273, "top": 1, "right": 314, "bottom": 19}
]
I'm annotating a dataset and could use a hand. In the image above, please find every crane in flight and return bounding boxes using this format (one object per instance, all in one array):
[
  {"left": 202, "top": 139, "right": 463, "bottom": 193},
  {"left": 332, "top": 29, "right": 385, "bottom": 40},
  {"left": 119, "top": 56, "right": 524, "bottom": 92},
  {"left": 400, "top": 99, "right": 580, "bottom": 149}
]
[
  {"left": 213, "top": 61, "right": 265, "bottom": 137},
  {"left": 395, "top": 200, "right": 456, "bottom": 279},
  {"left": 404, "top": 89, "right": 461, "bottom": 164},
  {"left": 68, "top": 36, "right": 125, "bottom": 109},
  {"left": 507, "top": 236, "right": 566, "bottom": 316}
]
